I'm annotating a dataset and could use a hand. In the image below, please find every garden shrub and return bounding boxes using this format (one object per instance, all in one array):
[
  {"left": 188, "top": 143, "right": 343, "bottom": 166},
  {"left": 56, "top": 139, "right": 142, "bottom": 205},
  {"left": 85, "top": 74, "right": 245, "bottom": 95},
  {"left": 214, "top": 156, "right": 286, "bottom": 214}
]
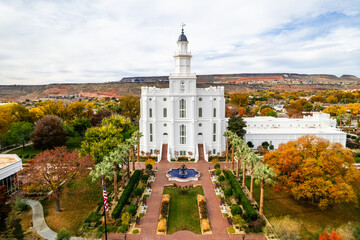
[
  {"left": 351, "top": 136, "right": 357, "bottom": 139},
  {"left": 218, "top": 175, "right": 225, "bottom": 182},
  {"left": 224, "top": 188, "right": 233, "bottom": 197},
  {"left": 269, "top": 145, "right": 274, "bottom": 150},
  {"left": 132, "top": 229, "right": 140, "bottom": 234},
  {"left": 160, "top": 201, "right": 169, "bottom": 217},
  {"left": 144, "top": 158, "right": 156, "bottom": 166},
  {"left": 227, "top": 227, "right": 235, "bottom": 234},
  {"left": 215, "top": 169, "right": 221, "bottom": 176},
  {"left": 247, "top": 219, "right": 265, "bottom": 233},
  {"left": 134, "top": 188, "right": 144, "bottom": 197},
  {"left": 84, "top": 211, "right": 101, "bottom": 224},
  {"left": 199, "top": 200, "right": 208, "bottom": 219},
  {"left": 141, "top": 174, "right": 150, "bottom": 182},
  {"left": 231, "top": 204, "right": 242, "bottom": 216},
  {"left": 112, "top": 170, "right": 142, "bottom": 219},
  {"left": 56, "top": 228, "right": 71, "bottom": 240},
  {"left": 126, "top": 204, "right": 137, "bottom": 216},
  {"left": 14, "top": 198, "right": 29, "bottom": 212},
  {"left": 353, "top": 222, "right": 360, "bottom": 240},
  {"left": 214, "top": 163, "right": 220, "bottom": 169},
  {"left": 225, "top": 170, "right": 257, "bottom": 221},
  {"left": 12, "top": 219, "right": 24, "bottom": 240},
  {"left": 146, "top": 164, "right": 152, "bottom": 170},
  {"left": 118, "top": 224, "right": 128, "bottom": 233},
  {"left": 121, "top": 212, "right": 130, "bottom": 226},
  {"left": 139, "top": 213, "right": 145, "bottom": 218}
]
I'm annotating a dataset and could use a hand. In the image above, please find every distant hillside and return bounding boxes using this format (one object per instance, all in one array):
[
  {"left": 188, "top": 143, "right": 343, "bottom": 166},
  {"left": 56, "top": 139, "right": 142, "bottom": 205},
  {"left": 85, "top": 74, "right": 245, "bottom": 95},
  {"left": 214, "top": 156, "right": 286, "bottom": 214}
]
[{"left": 1, "top": 73, "right": 359, "bottom": 101}]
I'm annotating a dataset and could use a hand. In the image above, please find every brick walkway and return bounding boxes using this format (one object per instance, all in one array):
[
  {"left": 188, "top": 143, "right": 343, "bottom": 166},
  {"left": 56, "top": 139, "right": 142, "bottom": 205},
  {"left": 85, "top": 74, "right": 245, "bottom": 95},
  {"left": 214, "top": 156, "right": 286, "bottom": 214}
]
[{"left": 107, "top": 160, "right": 266, "bottom": 240}]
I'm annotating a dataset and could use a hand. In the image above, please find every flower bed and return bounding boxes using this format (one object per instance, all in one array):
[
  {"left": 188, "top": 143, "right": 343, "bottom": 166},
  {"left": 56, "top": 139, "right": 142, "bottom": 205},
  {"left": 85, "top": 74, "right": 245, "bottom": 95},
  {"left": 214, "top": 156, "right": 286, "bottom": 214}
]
[
  {"left": 197, "top": 195, "right": 211, "bottom": 233},
  {"left": 157, "top": 194, "right": 170, "bottom": 233}
]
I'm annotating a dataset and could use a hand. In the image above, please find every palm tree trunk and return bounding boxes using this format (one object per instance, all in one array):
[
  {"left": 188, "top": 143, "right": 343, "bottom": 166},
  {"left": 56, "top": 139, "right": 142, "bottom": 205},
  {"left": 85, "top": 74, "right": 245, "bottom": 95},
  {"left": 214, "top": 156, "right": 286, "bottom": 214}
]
[
  {"left": 121, "top": 163, "right": 125, "bottom": 188},
  {"left": 250, "top": 174, "right": 254, "bottom": 201},
  {"left": 132, "top": 148, "right": 135, "bottom": 170},
  {"left": 236, "top": 157, "right": 240, "bottom": 177},
  {"left": 357, "top": 117, "right": 359, "bottom": 134},
  {"left": 127, "top": 156, "right": 130, "bottom": 179},
  {"left": 260, "top": 179, "right": 264, "bottom": 216},
  {"left": 231, "top": 148, "right": 234, "bottom": 170},
  {"left": 137, "top": 143, "right": 140, "bottom": 162},
  {"left": 226, "top": 139, "right": 229, "bottom": 163},
  {"left": 242, "top": 164, "right": 246, "bottom": 188},
  {"left": 114, "top": 167, "right": 118, "bottom": 201},
  {"left": 348, "top": 115, "right": 352, "bottom": 133}
]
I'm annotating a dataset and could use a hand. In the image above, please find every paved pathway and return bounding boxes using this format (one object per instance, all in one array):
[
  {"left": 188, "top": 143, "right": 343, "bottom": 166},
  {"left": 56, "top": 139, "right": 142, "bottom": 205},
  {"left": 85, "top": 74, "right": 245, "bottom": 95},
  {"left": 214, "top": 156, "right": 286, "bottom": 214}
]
[
  {"left": 1, "top": 143, "right": 32, "bottom": 153},
  {"left": 108, "top": 161, "right": 266, "bottom": 240},
  {"left": 26, "top": 199, "right": 97, "bottom": 240}
]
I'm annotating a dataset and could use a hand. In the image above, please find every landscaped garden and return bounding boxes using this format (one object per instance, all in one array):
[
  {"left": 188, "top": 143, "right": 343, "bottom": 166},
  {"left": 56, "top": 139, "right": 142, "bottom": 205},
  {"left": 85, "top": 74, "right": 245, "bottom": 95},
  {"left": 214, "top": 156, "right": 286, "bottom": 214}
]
[{"left": 162, "top": 185, "right": 204, "bottom": 234}]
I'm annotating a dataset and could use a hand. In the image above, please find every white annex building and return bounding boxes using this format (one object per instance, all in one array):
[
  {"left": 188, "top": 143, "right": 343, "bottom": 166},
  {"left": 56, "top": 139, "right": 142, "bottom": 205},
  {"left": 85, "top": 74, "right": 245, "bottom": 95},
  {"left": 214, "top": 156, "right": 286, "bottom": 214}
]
[
  {"left": 139, "top": 28, "right": 227, "bottom": 161},
  {"left": 244, "top": 112, "right": 347, "bottom": 149}
]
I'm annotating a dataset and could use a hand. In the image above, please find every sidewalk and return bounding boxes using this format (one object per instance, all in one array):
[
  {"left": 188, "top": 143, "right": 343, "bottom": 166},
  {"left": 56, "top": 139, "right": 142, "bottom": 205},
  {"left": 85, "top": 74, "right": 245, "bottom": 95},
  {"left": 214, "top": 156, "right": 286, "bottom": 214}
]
[{"left": 26, "top": 199, "right": 98, "bottom": 240}]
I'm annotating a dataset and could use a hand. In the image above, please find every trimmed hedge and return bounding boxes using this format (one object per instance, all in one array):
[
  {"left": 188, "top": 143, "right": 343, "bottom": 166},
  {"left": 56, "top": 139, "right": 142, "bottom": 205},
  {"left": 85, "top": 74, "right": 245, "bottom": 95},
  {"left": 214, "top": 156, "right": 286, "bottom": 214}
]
[
  {"left": 225, "top": 170, "right": 257, "bottom": 221},
  {"left": 111, "top": 170, "right": 142, "bottom": 219}
]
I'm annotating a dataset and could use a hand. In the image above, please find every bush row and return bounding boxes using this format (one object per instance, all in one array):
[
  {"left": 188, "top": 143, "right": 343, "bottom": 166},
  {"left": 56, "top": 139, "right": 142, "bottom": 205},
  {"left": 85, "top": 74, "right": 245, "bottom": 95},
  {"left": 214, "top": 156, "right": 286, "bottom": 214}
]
[
  {"left": 225, "top": 170, "right": 257, "bottom": 221},
  {"left": 111, "top": 170, "right": 142, "bottom": 219}
]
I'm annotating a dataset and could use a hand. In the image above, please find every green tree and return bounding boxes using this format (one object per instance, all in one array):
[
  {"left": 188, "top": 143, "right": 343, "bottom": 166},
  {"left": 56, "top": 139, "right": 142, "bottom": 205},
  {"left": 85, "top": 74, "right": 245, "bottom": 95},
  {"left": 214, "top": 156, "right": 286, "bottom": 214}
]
[
  {"left": 227, "top": 115, "right": 246, "bottom": 139},
  {"left": 71, "top": 117, "right": 91, "bottom": 137},
  {"left": 118, "top": 95, "right": 140, "bottom": 122},
  {"left": 80, "top": 115, "right": 133, "bottom": 163},
  {"left": 32, "top": 115, "right": 67, "bottom": 150},
  {"left": 253, "top": 163, "right": 275, "bottom": 216},
  {"left": 247, "top": 153, "right": 262, "bottom": 201},
  {"left": 2, "top": 122, "right": 34, "bottom": 148}
]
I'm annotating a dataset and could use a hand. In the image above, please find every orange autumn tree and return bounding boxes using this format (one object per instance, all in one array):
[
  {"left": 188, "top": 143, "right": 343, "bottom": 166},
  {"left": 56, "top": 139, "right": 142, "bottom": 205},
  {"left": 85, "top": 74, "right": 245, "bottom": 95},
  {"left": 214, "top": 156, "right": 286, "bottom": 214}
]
[
  {"left": 317, "top": 231, "right": 344, "bottom": 240},
  {"left": 21, "top": 146, "right": 92, "bottom": 212},
  {"left": 264, "top": 135, "right": 360, "bottom": 210}
]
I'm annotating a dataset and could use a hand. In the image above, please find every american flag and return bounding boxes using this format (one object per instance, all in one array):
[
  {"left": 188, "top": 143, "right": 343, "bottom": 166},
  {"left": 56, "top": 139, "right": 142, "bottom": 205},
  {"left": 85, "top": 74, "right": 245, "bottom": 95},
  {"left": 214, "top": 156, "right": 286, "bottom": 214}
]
[{"left": 102, "top": 180, "right": 109, "bottom": 213}]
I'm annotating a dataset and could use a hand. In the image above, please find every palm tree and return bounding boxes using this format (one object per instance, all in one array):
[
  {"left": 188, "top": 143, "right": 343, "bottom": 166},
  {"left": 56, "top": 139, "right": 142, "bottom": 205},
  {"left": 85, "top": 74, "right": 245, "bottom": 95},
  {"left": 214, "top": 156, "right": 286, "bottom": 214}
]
[
  {"left": 336, "top": 114, "right": 345, "bottom": 129},
  {"left": 104, "top": 144, "right": 130, "bottom": 201},
  {"left": 127, "top": 131, "right": 140, "bottom": 171},
  {"left": 132, "top": 131, "right": 143, "bottom": 163},
  {"left": 226, "top": 131, "right": 237, "bottom": 170},
  {"left": 253, "top": 163, "right": 276, "bottom": 216},
  {"left": 247, "top": 153, "right": 261, "bottom": 202},
  {"left": 235, "top": 141, "right": 252, "bottom": 187},
  {"left": 223, "top": 131, "right": 232, "bottom": 163}
]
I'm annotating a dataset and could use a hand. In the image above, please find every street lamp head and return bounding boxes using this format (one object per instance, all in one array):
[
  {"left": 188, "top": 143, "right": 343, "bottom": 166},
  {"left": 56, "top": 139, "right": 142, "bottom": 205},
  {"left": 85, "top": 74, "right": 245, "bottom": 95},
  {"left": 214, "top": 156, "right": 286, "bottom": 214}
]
[{"left": 242, "top": 235, "right": 245, "bottom": 240}]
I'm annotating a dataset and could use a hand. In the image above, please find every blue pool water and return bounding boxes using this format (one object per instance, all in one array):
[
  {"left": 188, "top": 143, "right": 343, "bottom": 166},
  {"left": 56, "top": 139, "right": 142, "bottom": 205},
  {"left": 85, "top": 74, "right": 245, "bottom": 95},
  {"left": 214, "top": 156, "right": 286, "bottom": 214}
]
[{"left": 167, "top": 169, "right": 199, "bottom": 179}]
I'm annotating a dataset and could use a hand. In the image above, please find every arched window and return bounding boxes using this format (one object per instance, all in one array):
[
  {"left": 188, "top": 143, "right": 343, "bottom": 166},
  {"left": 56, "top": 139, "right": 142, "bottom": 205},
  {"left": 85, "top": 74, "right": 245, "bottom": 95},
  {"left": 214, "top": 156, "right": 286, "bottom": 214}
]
[
  {"left": 163, "top": 108, "right": 167, "bottom": 118},
  {"left": 149, "top": 123, "right": 153, "bottom": 142},
  {"left": 180, "top": 124, "right": 186, "bottom": 144},
  {"left": 179, "top": 99, "right": 186, "bottom": 118},
  {"left": 198, "top": 108, "right": 202, "bottom": 118},
  {"left": 213, "top": 108, "right": 216, "bottom": 117},
  {"left": 213, "top": 123, "right": 216, "bottom": 142},
  {"left": 149, "top": 108, "right": 152, "bottom": 118}
]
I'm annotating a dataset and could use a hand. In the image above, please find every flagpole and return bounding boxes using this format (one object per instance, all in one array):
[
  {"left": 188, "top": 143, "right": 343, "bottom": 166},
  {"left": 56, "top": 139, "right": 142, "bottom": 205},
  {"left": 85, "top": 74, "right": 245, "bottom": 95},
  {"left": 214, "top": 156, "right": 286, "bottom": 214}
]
[{"left": 102, "top": 177, "right": 108, "bottom": 240}]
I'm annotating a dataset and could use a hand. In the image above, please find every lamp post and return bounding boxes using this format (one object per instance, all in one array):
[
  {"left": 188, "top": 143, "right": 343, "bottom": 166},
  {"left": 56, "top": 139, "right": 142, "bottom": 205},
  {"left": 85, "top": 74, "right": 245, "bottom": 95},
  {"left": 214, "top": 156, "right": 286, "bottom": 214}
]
[
  {"left": 242, "top": 235, "right": 245, "bottom": 240},
  {"left": 124, "top": 234, "right": 127, "bottom": 240}
]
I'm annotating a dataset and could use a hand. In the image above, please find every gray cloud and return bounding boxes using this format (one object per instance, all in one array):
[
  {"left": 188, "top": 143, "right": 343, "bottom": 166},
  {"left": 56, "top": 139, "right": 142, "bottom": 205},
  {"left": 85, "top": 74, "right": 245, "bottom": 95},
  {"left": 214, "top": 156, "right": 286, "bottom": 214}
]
[{"left": 0, "top": 0, "right": 359, "bottom": 85}]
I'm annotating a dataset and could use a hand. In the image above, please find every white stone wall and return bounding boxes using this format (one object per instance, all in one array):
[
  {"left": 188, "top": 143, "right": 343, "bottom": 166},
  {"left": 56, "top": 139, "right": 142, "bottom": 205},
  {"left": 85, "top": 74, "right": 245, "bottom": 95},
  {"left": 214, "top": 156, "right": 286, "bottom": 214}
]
[{"left": 244, "top": 112, "right": 346, "bottom": 149}]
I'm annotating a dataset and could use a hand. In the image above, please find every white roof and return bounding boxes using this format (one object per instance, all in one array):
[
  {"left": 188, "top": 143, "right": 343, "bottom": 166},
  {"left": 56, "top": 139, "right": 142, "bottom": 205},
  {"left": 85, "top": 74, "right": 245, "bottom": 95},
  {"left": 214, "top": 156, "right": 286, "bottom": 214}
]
[
  {"left": 0, "top": 154, "right": 22, "bottom": 180},
  {"left": 246, "top": 127, "right": 345, "bottom": 135}
]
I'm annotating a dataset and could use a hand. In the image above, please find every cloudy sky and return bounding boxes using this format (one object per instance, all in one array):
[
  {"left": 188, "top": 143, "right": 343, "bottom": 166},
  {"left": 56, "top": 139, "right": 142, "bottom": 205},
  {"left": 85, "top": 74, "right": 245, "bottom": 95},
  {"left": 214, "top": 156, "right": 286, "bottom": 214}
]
[{"left": 0, "top": 0, "right": 359, "bottom": 85}]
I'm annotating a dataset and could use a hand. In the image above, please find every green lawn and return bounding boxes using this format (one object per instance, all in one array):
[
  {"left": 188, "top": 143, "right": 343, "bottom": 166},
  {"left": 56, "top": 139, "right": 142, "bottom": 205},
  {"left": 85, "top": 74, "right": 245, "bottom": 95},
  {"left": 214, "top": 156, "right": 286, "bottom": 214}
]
[
  {"left": 163, "top": 186, "right": 203, "bottom": 234},
  {"left": 245, "top": 177, "right": 360, "bottom": 233},
  {"left": 8, "top": 136, "right": 83, "bottom": 162}
]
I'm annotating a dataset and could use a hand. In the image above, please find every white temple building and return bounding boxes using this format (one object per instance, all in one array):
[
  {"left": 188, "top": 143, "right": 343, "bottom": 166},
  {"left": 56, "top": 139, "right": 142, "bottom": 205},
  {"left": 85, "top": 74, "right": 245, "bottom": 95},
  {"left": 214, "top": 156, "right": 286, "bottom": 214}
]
[
  {"left": 244, "top": 112, "right": 346, "bottom": 149},
  {"left": 139, "top": 28, "right": 227, "bottom": 161}
]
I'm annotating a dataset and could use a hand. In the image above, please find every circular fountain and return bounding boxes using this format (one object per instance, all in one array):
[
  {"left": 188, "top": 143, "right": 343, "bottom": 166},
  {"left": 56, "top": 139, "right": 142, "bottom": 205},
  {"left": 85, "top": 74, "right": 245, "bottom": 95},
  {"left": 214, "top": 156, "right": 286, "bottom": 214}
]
[{"left": 166, "top": 163, "right": 200, "bottom": 182}]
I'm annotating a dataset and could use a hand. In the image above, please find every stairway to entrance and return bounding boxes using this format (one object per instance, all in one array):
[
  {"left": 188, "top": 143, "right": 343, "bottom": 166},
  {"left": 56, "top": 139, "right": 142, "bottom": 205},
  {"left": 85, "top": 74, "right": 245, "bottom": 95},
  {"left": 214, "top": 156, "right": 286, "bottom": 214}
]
[
  {"left": 160, "top": 144, "right": 168, "bottom": 162},
  {"left": 198, "top": 144, "right": 205, "bottom": 162}
]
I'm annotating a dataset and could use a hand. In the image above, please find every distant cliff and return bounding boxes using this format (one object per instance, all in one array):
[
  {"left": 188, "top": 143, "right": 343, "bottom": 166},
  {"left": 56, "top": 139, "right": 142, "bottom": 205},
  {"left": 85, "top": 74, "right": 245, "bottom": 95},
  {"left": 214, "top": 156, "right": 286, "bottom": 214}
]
[{"left": 1, "top": 73, "right": 359, "bottom": 101}]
